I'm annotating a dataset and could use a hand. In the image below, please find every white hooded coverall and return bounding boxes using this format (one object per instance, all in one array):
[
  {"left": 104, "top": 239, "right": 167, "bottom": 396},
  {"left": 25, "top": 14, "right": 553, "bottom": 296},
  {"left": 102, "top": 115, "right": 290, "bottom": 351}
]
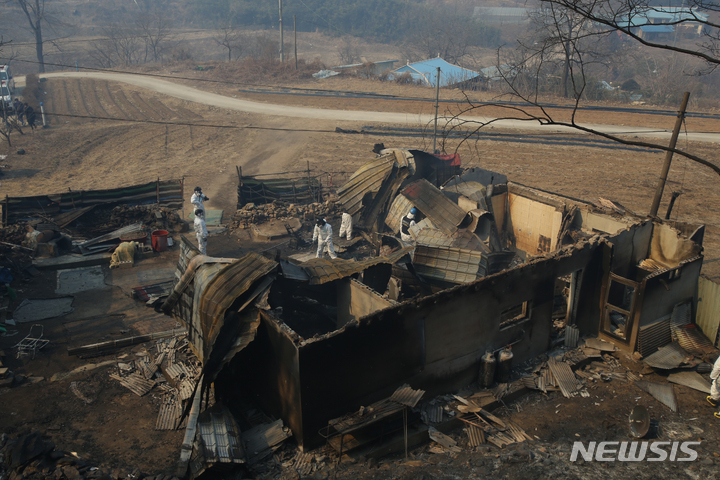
[
  {"left": 191, "top": 192, "right": 208, "bottom": 212},
  {"left": 339, "top": 213, "right": 353, "bottom": 240},
  {"left": 194, "top": 214, "right": 208, "bottom": 255},
  {"left": 711, "top": 355, "right": 720, "bottom": 404},
  {"left": 313, "top": 223, "right": 337, "bottom": 259},
  {"left": 400, "top": 213, "right": 416, "bottom": 242}
]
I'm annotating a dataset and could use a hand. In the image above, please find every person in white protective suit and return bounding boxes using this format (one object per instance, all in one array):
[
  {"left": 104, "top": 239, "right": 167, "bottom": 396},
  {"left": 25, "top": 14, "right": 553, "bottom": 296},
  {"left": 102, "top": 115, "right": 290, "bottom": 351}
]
[
  {"left": 339, "top": 212, "right": 353, "bottom": 240},
  {"left": 191, "top": 186, "right": 209, "bottom": 212},
  {"left": 194, "top": 209, "right": 208, "bottom": 255},
  {"left": 708, "top": 355, "right": 720, "bottom": 418},
  {"left": 400, "top": 208, "right": 417, "bottom": 243},
  {"left": 313, "top": 218, "right": 337, "bottom": 259}
]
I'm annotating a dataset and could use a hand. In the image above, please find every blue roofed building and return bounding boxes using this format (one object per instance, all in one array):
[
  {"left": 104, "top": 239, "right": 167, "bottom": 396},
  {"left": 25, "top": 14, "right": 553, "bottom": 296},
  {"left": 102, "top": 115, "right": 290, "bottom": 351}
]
[
  {"left": 393, "top": 57, "right": 481, "bottom": 88},
  {"left": 614, "top": 6, "right": 709, "bottom": 39}
]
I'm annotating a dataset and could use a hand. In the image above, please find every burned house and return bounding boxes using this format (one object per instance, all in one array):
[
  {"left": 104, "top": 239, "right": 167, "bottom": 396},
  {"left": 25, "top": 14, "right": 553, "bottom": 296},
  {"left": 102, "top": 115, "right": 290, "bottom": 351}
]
[{"left": 162, "top": 148, "right": 705, "bottom": 451}]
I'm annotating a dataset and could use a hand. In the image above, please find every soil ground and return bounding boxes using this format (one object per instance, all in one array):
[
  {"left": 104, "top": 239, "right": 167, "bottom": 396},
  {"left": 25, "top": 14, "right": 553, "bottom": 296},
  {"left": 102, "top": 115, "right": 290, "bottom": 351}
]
[{"left": 0, "top": 66, "right": 719, "bottom": 479}]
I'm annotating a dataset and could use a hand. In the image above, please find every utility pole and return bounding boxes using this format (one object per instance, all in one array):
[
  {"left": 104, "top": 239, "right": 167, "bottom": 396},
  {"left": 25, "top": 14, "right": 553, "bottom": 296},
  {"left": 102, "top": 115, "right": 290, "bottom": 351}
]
[
  {"left": 649, "top": 92, "right": 690, "bottom": 217},
  {"left": 432, "top": 67, "right": 441, "bottom": 154},
  {"left": 294, "top": 15, "right": 298, "bottom": 70},
  {"left": 279, "top": 0, "right": 284, "bottom": 62}
]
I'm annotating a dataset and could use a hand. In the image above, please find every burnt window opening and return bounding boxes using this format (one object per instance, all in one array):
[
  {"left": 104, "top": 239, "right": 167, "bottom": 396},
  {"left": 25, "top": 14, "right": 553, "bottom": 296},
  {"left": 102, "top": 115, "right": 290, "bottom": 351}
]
[
  {"left": 538, "top": 235, "right": 551, "bottom": 253},
  {"left": 601, "top": 274, "right": 639, "bottom": 342},
  {"left": 500, "top": 301, "right": 531, "bottom": 329}
]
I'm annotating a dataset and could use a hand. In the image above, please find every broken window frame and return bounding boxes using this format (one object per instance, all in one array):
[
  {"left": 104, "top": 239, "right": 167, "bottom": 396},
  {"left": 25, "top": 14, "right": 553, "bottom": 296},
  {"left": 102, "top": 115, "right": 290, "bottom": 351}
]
[
  {"left": 601, "top": 273, "right": 639, "bottom": 345},
  {"left": 499, "top": 301, "right": 531, "bottom": 329}
]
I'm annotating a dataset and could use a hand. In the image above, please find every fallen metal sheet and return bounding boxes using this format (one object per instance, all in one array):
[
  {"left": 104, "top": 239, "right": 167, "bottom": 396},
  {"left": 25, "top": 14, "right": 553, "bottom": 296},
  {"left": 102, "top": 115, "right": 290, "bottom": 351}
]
[
  {"left": 385, "top": 193, "right": 416, "bottom": 234},
  {"left": 643, "top": 342, "right": 691, "bottom": 370},
  {"left": 389, "top": 383, "right": 425, "bottom": 408},
  {"left": 56, "top": 266, "right": 106, "bottom": 295},
  {"left": 584, "top": 338, "right": 617, "bottom": 352},
  {"left": 442, "top": 181, "right": 488, "bottom": 208},
  {"left": 635, "top": 380, "right": 678, "bottom": 412},
  {"left": 291, "top": 452, "right": 313, "bottom": 477},
  {"left": 411, "top": 222, "right": 489, "bottom": 253},
  {"left": 337, "top": 150, "right": 414, "bottom": 216},
  {"left": 197, "top": 406, "right": 245, "bottom": 464},
  {"left": 465, "top": 424, "right": 485, "bottom": 447},
  {"left": 667, "top": 371, "right": 712, "bottom": 394},
  {"left": 674, "top": 324, "right": 717, "bottom": 356},
  {"left": 547, "top": 358, "right": 582, "bottom": 398},
  {"left": 413, "top": 245, "right": 484, "bottom": 284},
  {"left": 401, "top": 179, "right": 468, "bottom": 235},
  {"left": 242, "top": 419, "right": 291, "bottom": 464},
  {"left": 77, "top": 223, "right": 143, "bottom": 255},
  {"left": 110, "top": 372, "right": 155, "bottom": 396},
  {"left": 278, "top": 259, "right": 310, "bottom": 282},
  {"left": 637, "top": 315, "right": 672, "bottom": 357},
  {"left": 13, "top": 297, "right": 74, "bottom": 323},
  {"left": 156, "top": 395, "right": 182, "bottom": 430},
  {"left": 302, "top": 247, "right": 413, "bottom": 285}
]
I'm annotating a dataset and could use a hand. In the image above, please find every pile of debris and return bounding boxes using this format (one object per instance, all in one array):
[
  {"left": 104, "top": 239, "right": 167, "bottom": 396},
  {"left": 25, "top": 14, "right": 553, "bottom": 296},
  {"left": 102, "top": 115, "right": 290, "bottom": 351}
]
[
  {"left": 0, "top": 223, "right": 28, "bottom": 246},
  {"left": 75, "top": 205, "right": 187, "bottom": 238},
  {"left": 0, "top": 431, "right": 182, "bottom": 480},
  {"left": 231, "top": 200, "right": 343, "bottom": 226}
]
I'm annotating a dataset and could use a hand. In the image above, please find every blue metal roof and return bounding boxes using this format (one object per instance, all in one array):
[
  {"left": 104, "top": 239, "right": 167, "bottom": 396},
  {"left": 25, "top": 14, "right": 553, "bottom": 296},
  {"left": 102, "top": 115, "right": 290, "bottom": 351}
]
[
  {"left": 394, "top": 58, "right": 479, "bottom": 87},
  {"left": 640, "top": 24, "right": 675, "bottom": 33}
]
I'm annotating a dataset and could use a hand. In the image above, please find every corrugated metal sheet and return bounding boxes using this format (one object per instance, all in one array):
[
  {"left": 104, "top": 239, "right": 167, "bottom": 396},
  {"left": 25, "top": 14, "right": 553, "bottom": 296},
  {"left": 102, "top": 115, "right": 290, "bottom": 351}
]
[
  {"left": 413, "top": 245, "right": 484, "bottom": 284},
  {"left": 425, "top": 405, "right": 443, "bottom": 423},
  {"left": 696, "top": 276, "right": 720, "bottom": 347},
  {"left": 547, "top": 358, "right": 581, "bottom": 398},
  {"left": 302, "top": 247, "right": 413, "bottom": 285},
  {"left": 394, "top": 58, "right": 479, "bottom": 87},
  {"left": 197, "top": 406, "right": 244, "bottom": 464},
  {"left": 667, "top": 371, "right": 712, "bottom": 394},
  {"left": 466, "top": 425, "right": 485, "bottom": 447},
  {"left": 635, "top": 380, "right": 678, "bottom": 412},
  {"left": 411, "top": 222, "right": 489, "bottom": 252},
  {"left": 5, "top": 179, "right": 183, "bottom": 224},
  {"left": 337, "top": 150, "right": 414, "bottom": 217},
  {"left": 401, "top": 179, "right": 468, "bottom": 235},
  {"left": 389, "top": 383, "right": 425, "bottom": 408},
  {"left": 642, "top": 342, "right": 690, "bottom": 369},
  {"left": 198, "top": 253, "right": 277, "bottom": 364},
  {"left": 110, "top": 373, "right": 155, "bottom": 396},
  {"left": 77, "top": 223, "right": 144, "bottom": 253},
  {"left": 674, "top": 325, "right": 717, "bottom": 355},
  {"left": 242, "top": 419, "right": 291, "bottom": 464},
  {"left": 156, "top": 395, "right": 182, "bottom": 430},
  {"left": 637, "top": 315, "right": 671, "bottom": 357}
]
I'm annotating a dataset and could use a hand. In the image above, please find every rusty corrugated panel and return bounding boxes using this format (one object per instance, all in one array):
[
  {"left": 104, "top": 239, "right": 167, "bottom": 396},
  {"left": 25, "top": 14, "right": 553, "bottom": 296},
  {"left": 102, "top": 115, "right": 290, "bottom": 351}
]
[
  {"left": 401, "top": 179, "right": 468, "bottom": 235},
  {"left": 302, "top": 247, "right": 414, "bottom": 285},
  {"left": 637, "top": 315, "right": 671, "bottom": 357},
  {"left": 466, "top": 425, "right": 485, "bottom": 447},
  {"left": 642, "top": 342, "right": 690, "bottom": 369},
  {"left": 547, "top": 358, "right": 581, "bottom": 398},
  {"left": 243, "top": 419, "right": 291, "bottom": 465},
  {"left": 413, "top": 245, "right": 484, "bottom": 284},
  {"left": 635, "top": 380, "right": 677, "bottom": 412},
  {"left": 667, "top": 371, "right": 712, "bottom": 394},
  {"left": 337, "top": 150, "right": 414, "bottom": 216},
  {"left": 198, "top": 253, "right": 277, "bottom": 363},
  {"left": 425, "top": 405, "right": 443, "bottom": 423},
  {"left": 674, "top": 325, "right": 717, "bottom": 355},
  {"left": 697, "top": 276, "right": 720, "bottom": 347},
  {"left": 389, "top": 383, "right": 425, "bottom": 407}
]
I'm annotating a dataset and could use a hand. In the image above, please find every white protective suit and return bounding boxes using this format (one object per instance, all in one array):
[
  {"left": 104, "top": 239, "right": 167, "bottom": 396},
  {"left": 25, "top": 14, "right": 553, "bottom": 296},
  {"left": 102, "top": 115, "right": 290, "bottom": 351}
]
[
  {"left": 339, "top": 213, "right": 353, "bottom": 240},
  {"left": 191, "top": 191, "right": 209, "bottom": 212},
  {"left": 400, "top": 213, "right": 416, "bottom": 243},
  {"left": 194, "top": 214, "right": 208, "bottom": 255},
  {"left": 711, "top": 355, "right": 720, "bottom": 404},
  {"left": 313, "top": 223, "right": 337, "bottom": 259}
]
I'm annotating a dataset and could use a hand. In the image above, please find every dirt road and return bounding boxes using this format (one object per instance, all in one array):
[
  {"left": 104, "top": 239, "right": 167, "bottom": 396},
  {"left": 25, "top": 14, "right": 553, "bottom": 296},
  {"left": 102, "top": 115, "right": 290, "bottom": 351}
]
[{"left": 36, "top": 72, "right": 720, "bottom": 144}]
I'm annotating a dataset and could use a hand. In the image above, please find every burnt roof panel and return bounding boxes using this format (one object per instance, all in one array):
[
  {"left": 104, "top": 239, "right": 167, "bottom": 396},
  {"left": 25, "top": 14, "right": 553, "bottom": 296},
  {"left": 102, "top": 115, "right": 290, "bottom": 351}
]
[
  {"left": 302, "top": 247, "right": 414, "bottom": 285},
  {"left": 401, "top": 179, "right": 468, "bottom": 235},
  {"left": 413, "top": 245, "right": 484, "bottom": 284}
]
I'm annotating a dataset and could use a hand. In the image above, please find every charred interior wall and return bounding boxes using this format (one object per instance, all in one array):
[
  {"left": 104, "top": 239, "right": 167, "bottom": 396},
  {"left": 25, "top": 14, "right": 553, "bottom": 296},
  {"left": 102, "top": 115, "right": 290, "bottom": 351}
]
[
  {"left": 506, "top": 192, "right": 564, "bottom": 254},
  {"left": 225, "top": 311, "right": 303, "bottom": 444},
  {"left": 606, "top": 221, "right": 653, "bottom": 279},
  {"left": 293, "top": 242, "right": 601, "bottom": 448},
  {"left": 638, "top": 256, "right": 703, "bottom": 328},
  {"left": 336, "top": 278, "right": 395, "bottom": 327}
]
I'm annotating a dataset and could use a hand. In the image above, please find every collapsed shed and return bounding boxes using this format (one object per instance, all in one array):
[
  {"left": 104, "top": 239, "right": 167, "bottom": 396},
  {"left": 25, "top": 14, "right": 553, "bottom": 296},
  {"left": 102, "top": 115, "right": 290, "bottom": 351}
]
[{"left": 163, "top": 149, "right": 706, "bottom": 452}]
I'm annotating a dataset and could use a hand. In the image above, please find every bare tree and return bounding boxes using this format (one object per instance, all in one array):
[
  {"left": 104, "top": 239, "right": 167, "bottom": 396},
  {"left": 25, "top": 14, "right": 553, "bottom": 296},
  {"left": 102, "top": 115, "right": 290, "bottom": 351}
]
[
  {"left": 337, "top": 37, "right": 360, "bottom": 65},
  {"left": 10, "top": 0, "right": 47, "bottom": 72},
  {"left": 135, "top": 6, "right": 173, "bottom": 63},
  {"left": 214, "top": 25, "right": 244, "bottom": 62},
  {"left": 90, "top": 23, "right": 143, "bottom": 68}
]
